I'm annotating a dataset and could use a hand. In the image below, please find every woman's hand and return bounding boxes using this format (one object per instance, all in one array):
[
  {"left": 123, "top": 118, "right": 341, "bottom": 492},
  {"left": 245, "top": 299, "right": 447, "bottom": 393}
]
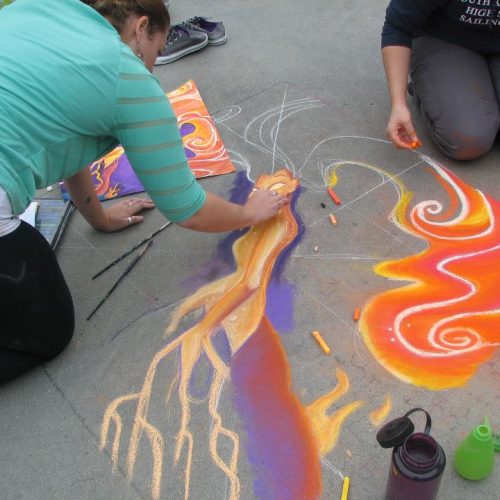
[
  {"left": 244, "top": 188, "right": 290, "bottom": 225},
  {"left": 179, "top": 189, "right": 290, "bottom": 233},
  {"left": 386, "top": 102, "right": 420, "bottom": 149},
  {"left": 64, "top": 168, "right": 154, "bottom": 232},
  {"left": 100, "top": 197, "right": 155, "bottom": 232}
]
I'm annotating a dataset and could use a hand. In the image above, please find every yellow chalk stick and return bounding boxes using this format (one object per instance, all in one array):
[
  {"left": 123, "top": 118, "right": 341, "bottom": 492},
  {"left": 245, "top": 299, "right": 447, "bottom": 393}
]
[
  {"left": 312, "top": 330, "right": 331, "bottom": 354},
  {"left": 341, "top": 476, "right": 350, "bottom": 500},
  {"left": 329, "top": 214, "right": 337, "bottom": 226}
]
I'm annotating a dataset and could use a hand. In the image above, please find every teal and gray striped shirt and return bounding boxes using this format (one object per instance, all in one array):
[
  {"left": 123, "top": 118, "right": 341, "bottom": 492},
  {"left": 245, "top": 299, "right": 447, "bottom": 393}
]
[{"left": 0, "top": 0, "right": 206, "bottom": 222}]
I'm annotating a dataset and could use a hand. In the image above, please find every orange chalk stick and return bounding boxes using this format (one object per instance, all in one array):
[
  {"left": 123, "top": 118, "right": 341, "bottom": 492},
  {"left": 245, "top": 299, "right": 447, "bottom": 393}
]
[
  {"left": 353, "top": 308, "right": 361, "bottom": 322},
  {"left": 329, "top": 214, "right": 337, "bottom": 226},
  {"left": 312, "top": 330, "right": 331, "bottom": 354},
  {"left": 327, "top": 187, "right": 342, "bottom": 205},
  {"left": 411, "top": 140, "right": 422, "bottom": 149}
]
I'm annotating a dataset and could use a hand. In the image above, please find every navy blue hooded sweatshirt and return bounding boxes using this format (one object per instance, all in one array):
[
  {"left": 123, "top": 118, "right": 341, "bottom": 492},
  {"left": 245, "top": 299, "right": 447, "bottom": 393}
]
[{"left": 382, "top": 0, "right": 500, "bottom": 54}]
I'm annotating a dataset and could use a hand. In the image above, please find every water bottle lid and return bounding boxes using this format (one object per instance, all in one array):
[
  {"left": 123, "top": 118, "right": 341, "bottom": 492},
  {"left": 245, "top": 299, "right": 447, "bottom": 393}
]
[
  {"left": 376, "top": 408, "right": 432, "bottom": 449},
  {"left": 376, "top": 416, "right": 415, "bottom": 448}
]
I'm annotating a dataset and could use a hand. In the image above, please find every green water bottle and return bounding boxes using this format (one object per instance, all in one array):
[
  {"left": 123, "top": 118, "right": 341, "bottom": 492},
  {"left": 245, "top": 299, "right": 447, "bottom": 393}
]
[{"left": 453, "top": 416, "right": 495, "bottom": 480}]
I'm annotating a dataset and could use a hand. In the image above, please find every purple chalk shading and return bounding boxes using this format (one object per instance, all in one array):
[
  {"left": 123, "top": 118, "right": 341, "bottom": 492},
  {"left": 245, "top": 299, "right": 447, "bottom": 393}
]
[
  {"left": 270, "top": 185, "right": 305, "bottom": 282},
  {"left": 212, "top": 327, "right": 232, "bottom": 365},
  {"left": 181, "top": 175, "right": 305, "bottom": 330},
  {"left": 109, "top": 155, "right": 144, "bottom": 196},
  {"left": 265, "top": 280, "right": 296, "bottom": 334},
  {"left": 180, "top": 172, "right": 252, "bottom": 293},
  {"left": 231, "top": 324, "right": 319, "bottom": 500},
  {"left": 184, "top": 147, "right": 196, "bottom": 159},
  {"left": 180, "top": 122, "right": 196, "bottom": 137},
  {"left": 60, "top": 153, "right": 145, "bottom": 201},
  {"left": 180, "top": 257, "right": 233, "bottom": 295},
  {"left": 214, "top": 171, "right": 253, "bottom": 271},
  {"left": 188, "top": 350, "right": 215, "bottom": 400},
  {"left": 187, "top": 329, "right": 231, "bottom": 400}
]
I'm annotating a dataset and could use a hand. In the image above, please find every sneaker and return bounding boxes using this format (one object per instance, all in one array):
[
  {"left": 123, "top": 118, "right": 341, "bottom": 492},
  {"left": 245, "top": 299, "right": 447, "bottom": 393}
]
[
  {"left": 180, "top": 17, "right": 227, "bottom": 46},
  {"left": 155, "top": 25, "right": 208, "bottom": 65}
]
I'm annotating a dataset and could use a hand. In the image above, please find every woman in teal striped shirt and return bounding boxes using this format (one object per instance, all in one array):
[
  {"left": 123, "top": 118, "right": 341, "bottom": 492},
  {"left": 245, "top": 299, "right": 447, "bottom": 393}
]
[{"left": 0, "top": 0, "right": 288, "bottom": 383}]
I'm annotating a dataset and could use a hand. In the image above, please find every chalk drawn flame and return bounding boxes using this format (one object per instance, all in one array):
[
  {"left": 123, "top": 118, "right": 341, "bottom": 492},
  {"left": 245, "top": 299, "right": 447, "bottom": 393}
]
[
  {"left": 100, "top": 170, "right": 363, "bottom": 499},
  {"left": 369, "top": 395, "right": 392, "bottom": 427},
  {"left": 90, "top": 147, "right": 123, "bottom": 198},
  {"left": 361, "top": 161, "right": 500, "bottom": 389}
]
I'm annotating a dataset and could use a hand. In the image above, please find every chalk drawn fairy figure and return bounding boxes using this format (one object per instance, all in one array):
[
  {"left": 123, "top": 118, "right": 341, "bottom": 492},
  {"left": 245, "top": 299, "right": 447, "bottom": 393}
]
[{"left": 101, "top": 169, "right": 362, "bottom": 500}]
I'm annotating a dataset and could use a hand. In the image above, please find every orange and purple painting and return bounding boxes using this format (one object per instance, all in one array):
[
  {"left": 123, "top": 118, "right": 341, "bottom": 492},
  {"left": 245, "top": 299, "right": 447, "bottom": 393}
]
[
  {"left": 62, "top": 80, "right": 234, "bottom": 201},
  {"left": 167, "top": 80, "right": 235, "bottom": 177},
  {"left": 100, "top": 170, "right": 363, "bottom": 499},
  {"left": 360, "top": 162, "right": 500, "bottom": 390}
]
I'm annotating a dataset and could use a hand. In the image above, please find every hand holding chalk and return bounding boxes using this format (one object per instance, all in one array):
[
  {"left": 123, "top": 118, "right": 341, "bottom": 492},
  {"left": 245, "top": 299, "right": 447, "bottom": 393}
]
[
  {"left": 386, "top": 103, "right": 420, "bottom": 151},
  {"left": 245, "top": 188, "right": 289, "bottom": 225}
]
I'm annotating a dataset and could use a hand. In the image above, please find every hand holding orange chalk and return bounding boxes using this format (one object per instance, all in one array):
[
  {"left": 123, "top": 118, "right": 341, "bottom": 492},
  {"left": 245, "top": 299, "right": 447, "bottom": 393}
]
[{"left": 312, "top": 330, "right": 331, "bottom": 354}]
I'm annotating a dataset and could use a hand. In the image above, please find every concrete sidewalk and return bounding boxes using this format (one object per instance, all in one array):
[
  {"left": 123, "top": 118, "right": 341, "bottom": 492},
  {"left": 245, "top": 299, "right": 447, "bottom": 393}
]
[{"left": 1, "top": 1, "right": 499, "bottom": 499}]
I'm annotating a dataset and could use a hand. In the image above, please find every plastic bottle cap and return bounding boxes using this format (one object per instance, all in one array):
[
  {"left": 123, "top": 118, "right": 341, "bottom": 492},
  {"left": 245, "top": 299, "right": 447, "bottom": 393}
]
[{"left": 377, "top": 416, "right": 415, "bottom": 449}]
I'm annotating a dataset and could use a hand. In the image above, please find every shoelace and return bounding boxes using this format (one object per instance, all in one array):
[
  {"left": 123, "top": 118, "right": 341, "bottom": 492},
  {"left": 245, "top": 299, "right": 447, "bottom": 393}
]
[
  {"left": 166, "top": 24, "right": 189, "bottom": 44},
  {"left": 186, "top": 17, "right": 205, "bottom": 26},
  {"left": 179, "top": 17, "right": 209, "bottom": 30},
  {"left": 175, "top": 21, "right": 192, "bottom": 31}
]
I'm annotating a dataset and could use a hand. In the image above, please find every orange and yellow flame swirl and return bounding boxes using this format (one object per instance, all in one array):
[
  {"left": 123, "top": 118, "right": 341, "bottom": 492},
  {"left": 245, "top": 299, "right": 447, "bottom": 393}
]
[{"left": 361, "top": 162, "right": 500, "bottom": 390}]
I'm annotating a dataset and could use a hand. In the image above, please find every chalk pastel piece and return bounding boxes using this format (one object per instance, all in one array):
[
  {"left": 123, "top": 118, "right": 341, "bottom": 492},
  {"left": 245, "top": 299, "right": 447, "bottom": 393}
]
[
  {"left": 327, "top": 187, "right": 342, "bottom": 205},
  {"left": 329, "top": 214, "right": 337, "bottom": 226},
  {"left": 411, "top": 140, "right": 422, "bottom": 149},
  {"left": 341, "top": 476, "right": 350, "bottom": 500},
  {"left": 312, "top": 330, "right": 331, "bottom": 354},
  {"left": 314, "top": 245, "right": 319, "bottom": 252},
  {"left": 353, "top": 308, "right": 361, "bottom": 322}
]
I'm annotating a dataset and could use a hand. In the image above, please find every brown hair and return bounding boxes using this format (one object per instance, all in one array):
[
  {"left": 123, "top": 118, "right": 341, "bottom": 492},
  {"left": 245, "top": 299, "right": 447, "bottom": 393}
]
[{"left": 81, "top": 0, "right": 170, "bottom": 35}]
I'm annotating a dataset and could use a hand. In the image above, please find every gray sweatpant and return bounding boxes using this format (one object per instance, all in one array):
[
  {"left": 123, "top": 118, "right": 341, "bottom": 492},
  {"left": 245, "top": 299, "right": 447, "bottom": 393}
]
[{"left": 410, "top": 35, "right": 500, "bottom": 161}]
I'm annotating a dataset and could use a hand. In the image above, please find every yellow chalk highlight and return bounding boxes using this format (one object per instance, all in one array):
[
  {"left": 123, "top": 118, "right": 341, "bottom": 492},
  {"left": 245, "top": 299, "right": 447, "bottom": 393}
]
[
  {"left": 353, "top": 308, "right": 361, "bottom": 322},
  {"left": 329, "top": 214, "right": 337, "bottom": 226},
  {"left": 369, "top": 395, "right": 392, "bottom": 427},
  {"left": 312, "top": 330, "right": 331, "bottom": 354},
  {"left": 341, "top": 476, "right": 350, "bottom": 500}
]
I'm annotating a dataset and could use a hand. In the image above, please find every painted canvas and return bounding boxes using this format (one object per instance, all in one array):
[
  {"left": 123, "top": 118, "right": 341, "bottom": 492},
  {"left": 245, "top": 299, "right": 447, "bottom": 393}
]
[{"left": 61, "top": 80, "right": 235, "bottom": 201}]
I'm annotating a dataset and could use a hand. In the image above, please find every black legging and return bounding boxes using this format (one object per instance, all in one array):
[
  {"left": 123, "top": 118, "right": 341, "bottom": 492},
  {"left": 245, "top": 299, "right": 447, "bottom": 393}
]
[{"left": 0, "top": 221, "right": 74, "bottom": 383}]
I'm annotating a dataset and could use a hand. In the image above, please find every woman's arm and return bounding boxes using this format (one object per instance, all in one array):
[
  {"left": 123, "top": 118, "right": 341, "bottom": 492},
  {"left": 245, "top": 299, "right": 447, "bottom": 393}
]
[
  {"left": 382, "top": 45, "right": 419, "bottom": 149},
  {"left": 63, "top": 167, "right": 154, "bottom": 232},
  {"left": 178, "top": 189, "right": 288, "bottom": 233},
  {"left": 113, "top": 55, "right": 288, "bottom": 233},
  {"left": 381, "top": 0, "right": 447, "bottom": 149}
]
